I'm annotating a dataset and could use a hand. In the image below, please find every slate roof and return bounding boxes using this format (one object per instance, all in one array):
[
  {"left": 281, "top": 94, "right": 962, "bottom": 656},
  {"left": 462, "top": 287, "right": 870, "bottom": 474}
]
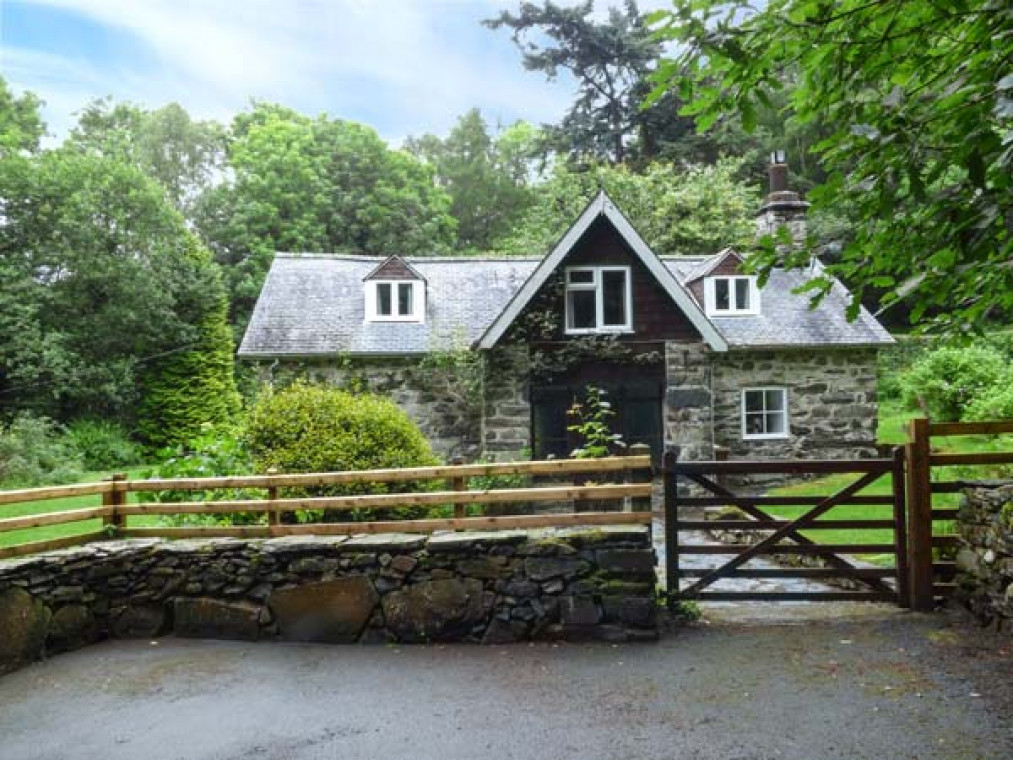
[{"left": 238, "top": 251, "right": 893, "bottom": 358}]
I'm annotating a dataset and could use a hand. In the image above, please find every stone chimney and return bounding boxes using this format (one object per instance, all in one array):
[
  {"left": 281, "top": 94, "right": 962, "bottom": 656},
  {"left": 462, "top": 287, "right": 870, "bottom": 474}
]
[{"left": 755, "top": 150, "right": 810, "bottom": 244}]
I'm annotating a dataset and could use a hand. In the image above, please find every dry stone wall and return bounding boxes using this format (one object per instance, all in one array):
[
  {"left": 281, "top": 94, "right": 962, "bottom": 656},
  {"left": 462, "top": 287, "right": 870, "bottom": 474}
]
[
  {"left": 0, "top": 526, "right": 658, "bottom": 676},
  {"left": 956, "top": 483, "right": 1013, "bottom": 633}
]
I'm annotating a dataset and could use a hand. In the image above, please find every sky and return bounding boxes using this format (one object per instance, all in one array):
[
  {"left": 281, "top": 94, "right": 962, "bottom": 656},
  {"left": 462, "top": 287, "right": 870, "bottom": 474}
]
[{"left": 0, "top": 0, "right": 668, "bottom": 145}]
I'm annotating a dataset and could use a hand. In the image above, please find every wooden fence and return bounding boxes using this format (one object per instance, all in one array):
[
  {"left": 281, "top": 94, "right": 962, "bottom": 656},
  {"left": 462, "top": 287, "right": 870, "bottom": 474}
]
[
  {"left": 0, "top": 455, "right": 654, "bottom": 560},
  {"left": 905, "top": 418, "right": 1013, "bottom": 610}
]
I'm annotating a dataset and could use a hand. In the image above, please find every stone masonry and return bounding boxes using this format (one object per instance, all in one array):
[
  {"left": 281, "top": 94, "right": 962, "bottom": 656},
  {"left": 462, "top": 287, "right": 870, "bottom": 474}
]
[
  {"left": 0, "top": 526, "right": 658, "bottom": 676},
  {"left": 956, "top": 482, "right": 1013, "bottom": 634}
]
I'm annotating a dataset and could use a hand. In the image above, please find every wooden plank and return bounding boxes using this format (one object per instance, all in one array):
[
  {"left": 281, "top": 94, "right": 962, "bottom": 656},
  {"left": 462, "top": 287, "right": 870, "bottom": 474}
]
[
  {"left": 681, "top": 472, "right": 894, "bottom": 596},
  {"left": 0, "top": 531, "right": 109, "bottom": 559},
  {"left": 930, "top": 508, "right": 960, "bottom": 520},
  {"left": 930, "top": 482, "right": 965, "bottom": 494},
  {"left": 929, "top": 452, "right": 1013, "bottom": 466},
  {"left": 121, "top": 526, "right": 271, "bottom": 539},
  {"left": 0, "top": 481, "right": 111, "bottom": 506},
  {"left": 125, "top": 456, "right": 652, "bottom": 492},
  {"left": 680, "top": 469, "right": 887, "bottom": 596},
  {"left": 933, "top": 582, "right": 957, "bottom": 596},
  {"left": 677, "top": 495, "right": 896, "bottom": 507},
  {"left": 116, "top": 483, "right": 653, "bottom": 515},
  {"left": 672, "top": 459, "right": 893, "bottom": 475},
  {"left": 933, "top": 561, "right": 957, "bottom": 579},
  {"left": 120, "top": 511, "right": 654, "bottom": 539},
  {"left": 891, "top": 446, "right": 911, "bottom": 609},
  {"left": 686, "top": 591, "right": 896, "bottom": 602},
  {"left": 906, "top": 418, "right": 935, "bottom": 611},
  {"left": 927, "top": 420, "right": 1013, "bottom": 436},
  {"left": 678, "top": 519, "right": 896, "bottom": 531},
  {"left": 0, "top": 507, "right": 114, "bottom": 532},
  {"left": 677, "top": 567, "right": 896, "bottom": 579},
  {"left": 931, "top": 535, "right": 960, "bottom": 548},
  {"left": 675, "top": 543, "right": 898, "bottom": 555}
]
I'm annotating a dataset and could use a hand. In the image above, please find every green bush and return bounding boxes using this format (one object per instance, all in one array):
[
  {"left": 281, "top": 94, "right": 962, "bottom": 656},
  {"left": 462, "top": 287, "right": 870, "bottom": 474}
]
[
  {"left": 899, "top": 345, "right": 1007, "bottom": 421},
  {"left": 247, "top": 382, "right": 440, "bottom": 521},
  {"left": 0, "top": 414, "right": 83, "bottom": 487},
  {"left": 64, "top": 419, "right": 143, "bottom": 470},
  {"left": 963, "top": 382, "right": 1013, "bottom": 422},
  {"left": 140, "top": 424, "right": 261, "bottom": 526}
]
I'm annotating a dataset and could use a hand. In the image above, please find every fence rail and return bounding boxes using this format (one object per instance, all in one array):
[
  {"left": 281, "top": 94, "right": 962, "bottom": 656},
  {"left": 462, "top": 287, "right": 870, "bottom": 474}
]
[{"left": 0, "top": 454, "right": 654, "bottom": 560}]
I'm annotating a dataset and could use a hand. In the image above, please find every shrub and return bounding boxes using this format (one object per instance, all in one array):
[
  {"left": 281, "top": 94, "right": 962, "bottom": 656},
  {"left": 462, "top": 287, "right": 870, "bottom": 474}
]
[
  {"left": 140, "top": 424, "right": 261, "bottom": 526},
  {"left": 247, "top": 382, "right": 441, "bottom": 521},
  {"left": 64, "top": 419, "right": 143, "bottom": 471},
  {"left": 898, "top": 345, "right": 1007, "bottom": 421},
  {"left": 0, "top": 414, "right": 83, "bottom": 487},
  {"left": 963, "top": 382, "right": 1013, "bottom": 423}
]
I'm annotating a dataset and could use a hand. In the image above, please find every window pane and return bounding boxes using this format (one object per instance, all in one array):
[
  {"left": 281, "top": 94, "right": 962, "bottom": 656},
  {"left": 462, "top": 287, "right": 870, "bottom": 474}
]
[
  {"left": 376, "top": 283, "right": 392, "bottom": 316},
  {"left": 715, "top": 278, "right": 730, "bottom": 310},
  {"left": 568, "top": 269, "right": 594, "bottom": 284},
  {"left": 567, "top": 289, "right": 596, "bottom": 329},
  {"left": 735, "top": 278, "right": 751, "bottom": 310},
  {"left": 765, "top": 389, "right": 784, "bottom": 411},
  {"left": 744, "top": 390, "right": 764, "bottom": 414},
  {"left": 765, "top": 412, "right": 785, "bottom": 435},
  {"left": 397, "top": 283, "right": 413, "bottom": 316},
  {"left": 602, "top": 270, "right": 627, "bottom": 326},
  {"left": 745, "top": 412, "right": 766, "bottom": 435}
]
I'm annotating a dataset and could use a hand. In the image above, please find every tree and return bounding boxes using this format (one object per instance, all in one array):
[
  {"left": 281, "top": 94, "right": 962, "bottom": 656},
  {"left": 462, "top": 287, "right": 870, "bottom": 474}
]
[
  {"left": 0, "top": 146, "right": 238, "bottom": 434},
  {"left": 195, "top": 104, "right": 457, "bottom": 329},
  {"left": 67, "top": 99, "right": 225, "bottom": 212},
  {"left": 407, "top": 109, "right": 539, "bottom": 250},
  {"left": 0, "top": 78, "right": 45, "bottom": 156},
  {"left": 493, "top": 159, "right": 758, "bottom": 255},
  {"left": 485, "top": 1, "right": 661, "bottom": 165},
  {"left": 650, "top": 0, "right": 1013, "bottom": 332}
]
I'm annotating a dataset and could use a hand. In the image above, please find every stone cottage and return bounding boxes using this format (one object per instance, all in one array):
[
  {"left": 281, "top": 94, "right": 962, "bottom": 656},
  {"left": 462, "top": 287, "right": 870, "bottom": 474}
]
[{"left": 239, "top": 160, "right": 893, "bottom": 463}]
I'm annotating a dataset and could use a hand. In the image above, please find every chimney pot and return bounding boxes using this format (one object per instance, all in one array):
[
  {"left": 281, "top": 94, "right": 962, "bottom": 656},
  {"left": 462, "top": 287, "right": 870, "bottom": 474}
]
[{"left": 769, "top": 162, "right": 789, "bottom": 193}]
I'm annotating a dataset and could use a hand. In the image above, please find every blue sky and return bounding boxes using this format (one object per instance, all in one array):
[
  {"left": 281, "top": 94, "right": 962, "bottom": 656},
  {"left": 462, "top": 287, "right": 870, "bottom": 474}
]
[{"left": 0, "top": 0, "right": 665, "bottom": 144}]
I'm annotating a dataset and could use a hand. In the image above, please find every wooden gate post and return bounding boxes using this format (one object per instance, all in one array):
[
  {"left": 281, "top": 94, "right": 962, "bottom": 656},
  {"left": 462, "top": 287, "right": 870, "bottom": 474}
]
[
  {"left": 890, "top": 446, "right": 911, "bottom": 609},
  {"left": 906, "top": 418, "right": 934, "bottom": 611},
  {"left": 663, "top": 447, "right": 680, "bottom": 609}
]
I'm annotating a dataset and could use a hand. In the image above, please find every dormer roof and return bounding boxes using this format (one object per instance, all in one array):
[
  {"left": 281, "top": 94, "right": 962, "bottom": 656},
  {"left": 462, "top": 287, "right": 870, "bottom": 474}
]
[{"left": 363, "top": 255, "right": 426, "bottom": 282}]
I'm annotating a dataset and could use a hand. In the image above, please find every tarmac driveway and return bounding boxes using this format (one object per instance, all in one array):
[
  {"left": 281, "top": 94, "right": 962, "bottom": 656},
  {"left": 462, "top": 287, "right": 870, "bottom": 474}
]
[{"left": 0, "top": 606, "right": 1010, "bottom": 760}]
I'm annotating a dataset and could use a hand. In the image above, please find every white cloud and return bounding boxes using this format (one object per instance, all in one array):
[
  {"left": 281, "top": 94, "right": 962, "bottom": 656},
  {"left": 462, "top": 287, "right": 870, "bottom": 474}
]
[{"left": 4, "top": 0, "right": 675, "bottom": 142}]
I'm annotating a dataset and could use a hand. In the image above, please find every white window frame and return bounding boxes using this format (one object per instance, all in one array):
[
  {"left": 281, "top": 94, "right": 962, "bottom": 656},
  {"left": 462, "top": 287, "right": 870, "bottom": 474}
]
[
  {"left": 704, "top": 275, "right": 761, "bottom": 317},
  {"left": 741, "top": 387, "right": 790, "bottom": 440},
  {"left": 365, "top": 280, "right": 425, "bottom": 323},
  {"left": 564, "top": 265, "right": 633, "bottom": 334}
]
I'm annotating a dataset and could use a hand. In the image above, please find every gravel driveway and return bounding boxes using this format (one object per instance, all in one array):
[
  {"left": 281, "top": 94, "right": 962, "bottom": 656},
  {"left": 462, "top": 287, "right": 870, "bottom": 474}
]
[{"left": 0, "top": 605, "right": 1009, "bottom": 760}]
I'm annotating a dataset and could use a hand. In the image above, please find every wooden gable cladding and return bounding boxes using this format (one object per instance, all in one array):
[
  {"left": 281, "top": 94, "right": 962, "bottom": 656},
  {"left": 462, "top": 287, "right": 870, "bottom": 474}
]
[
  {"left": 687, "top": 251, "right": 744, "bottom": 305},
  {"left": 511, "top": 217, "right": 702, "bottom": 343},
  {"left": 363, "top": 255, "right": 423, "bottom": 281}
]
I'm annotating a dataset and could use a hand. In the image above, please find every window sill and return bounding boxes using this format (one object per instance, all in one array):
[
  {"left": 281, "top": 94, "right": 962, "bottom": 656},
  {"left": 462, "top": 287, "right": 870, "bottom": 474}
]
[
  {"left": 564, "top": 327, "right": 634, "bottom": 336},
  {"left": 741, "top": 434, "right": 791, "bottom": 441}
]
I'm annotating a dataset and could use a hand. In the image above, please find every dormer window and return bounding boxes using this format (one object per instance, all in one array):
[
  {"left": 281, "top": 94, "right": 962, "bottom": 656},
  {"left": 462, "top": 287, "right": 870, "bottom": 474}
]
[
  {"left": 564, "top": 266, "right": 632, "bottom": 334},
  {"left": 363, "top": 255, "right": 426, "bottom": 323},
  {"left": 366, "top": 280, "right": 424, "bottom": 322},
  {"left": 704, "top": 276, "right": 760, "bottom": 317}
]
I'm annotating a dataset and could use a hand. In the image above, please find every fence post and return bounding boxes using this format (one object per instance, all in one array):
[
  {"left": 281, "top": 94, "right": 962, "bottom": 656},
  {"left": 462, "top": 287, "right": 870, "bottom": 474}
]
[
  {"left": 890, "top": 446, "right": 911, "bottom": 609},
  {"left": 906, "top": 417, "right": 934, "bottom": 611},
  {"left": 663, "top": 447, "right": 680, "bottom": 610},
  {"left": 625, "top": 443, "right": 651, "bottom": 513},
  {"left": 266, "top": 468, "right": 279, "bottom": 531},
  {"left": 450, "top": 457, "right": 467, "bottom": 523},
  {"left": 102, "top": 472, "right": 127, "bottom": 535}
]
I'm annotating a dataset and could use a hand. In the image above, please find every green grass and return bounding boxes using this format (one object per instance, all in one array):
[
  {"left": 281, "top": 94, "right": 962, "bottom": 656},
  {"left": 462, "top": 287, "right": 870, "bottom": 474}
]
[
  {"left": 0, "top": 466, "right": 160, "bottom": 549},
  {"left": 766, "top": 398, "right": 1013, "bottom": 565}
]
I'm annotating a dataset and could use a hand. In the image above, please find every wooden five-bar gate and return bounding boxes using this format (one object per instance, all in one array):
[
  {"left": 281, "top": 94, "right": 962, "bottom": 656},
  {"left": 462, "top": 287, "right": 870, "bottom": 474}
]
[{"left": 664, "top": 449, "right": 910, "bottom": 606}]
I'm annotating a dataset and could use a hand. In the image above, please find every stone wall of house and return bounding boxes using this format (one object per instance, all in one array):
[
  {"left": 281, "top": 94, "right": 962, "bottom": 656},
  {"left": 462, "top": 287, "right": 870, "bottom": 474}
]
[
  {"left": 0, "top": 526, "right": 657, "bottom": 676},
  {"left": 956, "top": 482, "right": 1013, "bottom": 634},
  {"left": 710, "top": 348, "right": 880, "bottom": 461},
  {"left": 482, "top": 344, "right": 531, "bottom": 460},
  {"left": 250, "top": 359, "right": 485, "bottom": 461},
  {"left": 664, "top": 341, "right": 715, "bottom": 461}
]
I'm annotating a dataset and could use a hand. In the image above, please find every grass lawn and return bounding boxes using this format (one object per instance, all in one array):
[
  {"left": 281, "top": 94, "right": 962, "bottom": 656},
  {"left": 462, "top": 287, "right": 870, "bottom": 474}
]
[{"left": 0, "top": 466, "right": 162, "bottom": 550}]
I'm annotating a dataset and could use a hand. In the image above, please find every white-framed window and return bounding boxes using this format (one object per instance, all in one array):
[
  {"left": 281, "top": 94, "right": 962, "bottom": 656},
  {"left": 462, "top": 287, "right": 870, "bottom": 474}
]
[
  {"left": 704, "top": 275, "right": 760, "bottom": 316},
  {"left": 564, "top": 266, "right": 632, "bottom": 334},
  {"left": 741, "top": 387, "right": 789, "bottom": 440},
  {"left": 365, "top": 280, "right": 424, "bottom": 322}
]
